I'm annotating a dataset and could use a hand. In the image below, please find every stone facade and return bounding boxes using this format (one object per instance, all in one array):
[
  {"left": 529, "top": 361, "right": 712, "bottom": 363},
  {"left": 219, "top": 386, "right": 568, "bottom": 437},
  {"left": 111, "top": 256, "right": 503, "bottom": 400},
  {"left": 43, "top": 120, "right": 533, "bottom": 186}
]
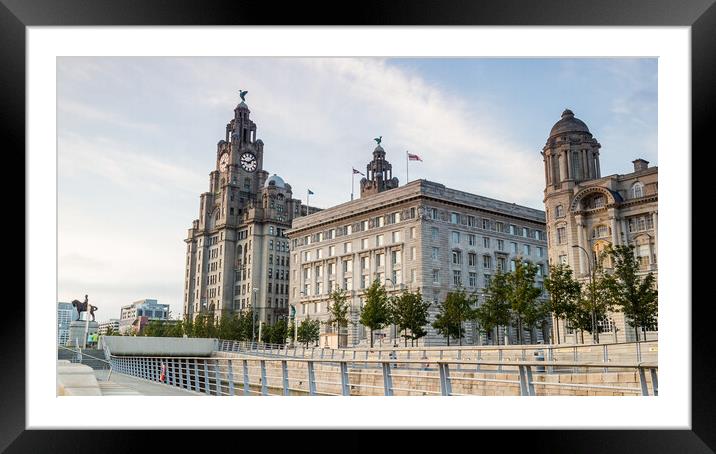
[
  {"left": 183, "top": 99, "right": 318, "bottom": 325},
  {"left": 288, "top": 144, "right": 548, "bottom": 347},
  {"left": 542, "top": 109, "right": 658, "bottom": 343}
]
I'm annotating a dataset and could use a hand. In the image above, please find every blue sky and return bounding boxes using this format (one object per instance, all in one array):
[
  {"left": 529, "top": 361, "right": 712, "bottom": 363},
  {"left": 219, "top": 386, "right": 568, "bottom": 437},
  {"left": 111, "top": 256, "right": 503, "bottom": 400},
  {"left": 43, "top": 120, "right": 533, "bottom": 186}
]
[{"left": 57, "top": 57, "right": 657, "bottom": 321}]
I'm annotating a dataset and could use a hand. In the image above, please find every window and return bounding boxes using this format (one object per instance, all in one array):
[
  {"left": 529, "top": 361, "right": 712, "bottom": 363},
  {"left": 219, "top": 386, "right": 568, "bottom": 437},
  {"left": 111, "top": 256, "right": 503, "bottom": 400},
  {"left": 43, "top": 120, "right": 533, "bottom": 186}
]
[
  {"left": 304, "top": 251, "right": 312, "bottom": 261},
  {"left": 431, "top": 227, "right": 439, "bottom": 240},
  {"left": 522, "top": 227, "right": 529, "bottom": 238},
  {"left": 316, "top": 249, "right": 323, "bottom": 259},
  {"left": 555, "top": 205, "right": 564, "bottom": 218},
  {"left": 452, "top": 231, "right": 460, "bottom": 244},
  {"left": 361, "top": 220, "right": 368, "bottom": 231},
  {"left": 537, "top": 263, "right": 545, "bottom": 276},
  {"left": 343, "top": 259, "right": 352, "bottom": 273},
  {"left": 453, "top": 270, "right": 462, "bottom": 286},
  {"left": 432, "top": 247, "right": 439, "bottom": 260},
  {"left": 483, "top": 237, "right": 490, "bottom": 248},
  {"left": 430, "top": 208, "right": 439, "bottom": 219},
  {"left": 497, "top": 257, "right": 506, "bottom": 271},
  {"left": 432, "top": 269, "right": 440, "bottom": 284},
  {"left": 315, "top": 265, "right": 323, "bottom": 279},
  {"left": 632, "top": 182, "right": 644, "bottom": 199},
  {"left": 361, "top": 238, "right": 369, "bottom": 249},
  {"left": 387, "top": 212, "right": 398, "bottom": 224},
  {"left": 451, "top": 212, "right": 460, "bottom": 224},
  {"left": 344, "top": 242, "right": 352, "bottom": 253},
  {"left": 537, "top": 247, "right": 544, "bottom": 257},
  {"left": 468, "top": 234, "right": 476, "bottom": 246},
  {"left": 452, "top": 250, "right": 462, "bottom": 265},
  {"left": 328, "top": 263, "right": 335, "bottom": 276},
  {"left": 484, "top": 274, "right": 491, "bottom": 286},
  {"left": 593, "top": 225, "right": 610, "bottom": 239},
  {"left": 392, "top": 231, "right": 401, "bottom": 243},
  {"left": 482, "top": 219, "right": 490, "bottom": 230},
  {"left": 410, "top": 227, "right": 416, "bottom": 239},
  {"left": 361, "top": 275, "right": 370, "bottom": 289},
  {"left": 510, "top": 260, "right": 517, "bottom": 272},
  {"left": 328, "top": 245, "right": 335, "bottom": 257},
  {"left": 361, "top": 256, "right": 370, "bottom": 270},
  {"left": 509, "top": 224, "right": 517, "bottom": 235},
  {"left": 376, "top": 253, "right": 384, "bottom": 267},
  {"left": 376, "top": 235, "right": 384, "bottom": 246},
  {"left": 483, "top": 255, "right": 492, "bottom": 269},
  {"left": 559, "top": 255, "right": 568, "bottom": 265},
  {"left": 497, "top": 239, "right": 504, "bottom": 251},
  {"left": 467, "top": 216, "right": 476, "bottom": 227},
  {"left": 556, "top": 227, "right": 566, "bottom": 245},
  {"left": 592, "top": 195, "right": 605, "bottom": 208},
  {"left": 628, "top": 215, "right": 654, "bottom": 232},
  {"left": 391, "top": 250, "right": 401, "bottom": 265},
  {"left": 511, "top": 242, "right": 518, "bottom": 254},
  {"left": 523, "top": 244, "right": 531, "bottom": 256},
  {"left": 346, "top": 225, "right": 353, "bottom": 235},
  {"left": 495, "top": 222, "right": 504, "bottom": 233},
  {"left": 343, "top": 277, "right": 352, "bottom": 290},
  {"left": 469, "top": 272, "right": 478, "bottom": 287},
  {"left": 468, "top": 252, "right": 477, "bottom": 267}
]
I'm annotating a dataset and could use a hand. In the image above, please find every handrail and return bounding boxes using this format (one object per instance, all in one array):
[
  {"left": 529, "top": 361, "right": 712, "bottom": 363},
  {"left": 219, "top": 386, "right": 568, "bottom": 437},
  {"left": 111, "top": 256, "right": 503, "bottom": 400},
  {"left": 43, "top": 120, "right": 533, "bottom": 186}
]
[
  {"left": 105, "top": 351, "right": 658, "bottom": 397},
  {"left": 59, "top": 345, "right": 112, "bottom": 365}
]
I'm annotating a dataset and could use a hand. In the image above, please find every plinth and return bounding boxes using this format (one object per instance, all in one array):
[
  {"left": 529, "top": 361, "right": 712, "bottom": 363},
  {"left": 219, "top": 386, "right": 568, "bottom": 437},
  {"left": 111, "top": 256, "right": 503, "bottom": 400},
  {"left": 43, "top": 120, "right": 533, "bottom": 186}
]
[{"left": 67, "top": 319, "right": 99, "bottom": 347}]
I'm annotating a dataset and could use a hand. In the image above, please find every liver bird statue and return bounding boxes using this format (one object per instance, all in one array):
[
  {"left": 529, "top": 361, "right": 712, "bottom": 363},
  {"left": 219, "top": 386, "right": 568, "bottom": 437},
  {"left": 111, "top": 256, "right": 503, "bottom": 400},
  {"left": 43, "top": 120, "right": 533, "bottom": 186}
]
[
  {"left": 374, "top": 136, "right": 382, "bottom": 145},
  {"left": 239, "top": 90, "right": 248, "bottom": 102}
]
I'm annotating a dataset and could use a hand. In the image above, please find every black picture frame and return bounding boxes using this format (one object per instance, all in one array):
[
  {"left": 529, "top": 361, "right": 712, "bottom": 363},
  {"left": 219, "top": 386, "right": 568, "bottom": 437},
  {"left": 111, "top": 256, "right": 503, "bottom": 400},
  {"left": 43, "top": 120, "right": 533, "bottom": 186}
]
[{"left": 3, "top": 0, "right": 711, "bottom": 451}]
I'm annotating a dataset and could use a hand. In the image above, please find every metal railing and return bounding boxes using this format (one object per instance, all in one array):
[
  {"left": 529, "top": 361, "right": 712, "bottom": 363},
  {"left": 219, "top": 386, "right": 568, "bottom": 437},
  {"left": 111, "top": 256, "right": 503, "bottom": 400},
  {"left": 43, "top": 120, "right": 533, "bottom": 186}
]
[
  {"left": 216, "top": 339, "right": 658, "bottom": 370},
  {"left": 58, "top": 345, "right": 114, "bottom": 380},
  {"left": 106, "top": 351, "right": 658, "bottom": 397}
]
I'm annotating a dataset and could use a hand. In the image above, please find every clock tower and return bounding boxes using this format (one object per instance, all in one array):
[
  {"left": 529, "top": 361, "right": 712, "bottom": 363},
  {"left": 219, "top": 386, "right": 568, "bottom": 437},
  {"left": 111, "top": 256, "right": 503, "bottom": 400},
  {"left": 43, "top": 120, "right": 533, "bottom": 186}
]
[{"left": 183, "top": 93, "right": 310, "bottom": 326}]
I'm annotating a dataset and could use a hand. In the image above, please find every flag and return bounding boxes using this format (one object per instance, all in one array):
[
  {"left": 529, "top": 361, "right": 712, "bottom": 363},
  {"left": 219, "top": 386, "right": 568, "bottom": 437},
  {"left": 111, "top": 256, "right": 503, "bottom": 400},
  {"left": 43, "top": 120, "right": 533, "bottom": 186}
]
[
  {"left": 352, "top": 168, "right": 365, "bottom": 176},
  {"left": 307, "top": 189, "right": 314, "bottom": 195},
  {"left": 407, "top": 152, "right": 423, "bottom": 162}
]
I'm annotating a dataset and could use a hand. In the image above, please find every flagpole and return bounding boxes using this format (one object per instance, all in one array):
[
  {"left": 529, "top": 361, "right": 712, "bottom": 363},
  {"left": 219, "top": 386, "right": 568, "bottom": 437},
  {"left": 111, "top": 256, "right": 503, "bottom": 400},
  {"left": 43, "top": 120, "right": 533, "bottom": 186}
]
[{"left": 406, "top": 150, "right": 409, "bottom": 183}]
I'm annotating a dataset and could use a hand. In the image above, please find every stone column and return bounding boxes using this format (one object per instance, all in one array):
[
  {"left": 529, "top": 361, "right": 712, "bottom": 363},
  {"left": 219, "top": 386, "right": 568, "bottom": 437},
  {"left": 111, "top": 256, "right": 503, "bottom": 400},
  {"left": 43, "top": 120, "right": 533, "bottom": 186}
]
[
  {"left": 609, "top": 209, "right": 619, "bottom": 246},
  {"left": 595, "top": 153, "right": 601, "bottom": 178},
  {"left": 566, "top": 150, "right": 572, "bottom": 180},
  {"left": 544, "top": 156, "right": 550, "bottom": 186},
  {"left": 575, "top": 215, "right": 586, "bottom": 276},
  {"left": 559, "top": 151, "right": 568, "bottom": 183},
  {"left": 653, "top": 211, "right": 658, "bottom": 252}
]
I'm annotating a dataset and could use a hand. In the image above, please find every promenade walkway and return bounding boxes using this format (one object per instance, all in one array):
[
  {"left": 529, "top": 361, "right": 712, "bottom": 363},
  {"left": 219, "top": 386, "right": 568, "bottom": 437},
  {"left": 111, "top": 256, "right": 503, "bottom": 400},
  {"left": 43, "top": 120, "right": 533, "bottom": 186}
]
[{"left": 93, "top": 370, "right": 203, "bottom": 396}]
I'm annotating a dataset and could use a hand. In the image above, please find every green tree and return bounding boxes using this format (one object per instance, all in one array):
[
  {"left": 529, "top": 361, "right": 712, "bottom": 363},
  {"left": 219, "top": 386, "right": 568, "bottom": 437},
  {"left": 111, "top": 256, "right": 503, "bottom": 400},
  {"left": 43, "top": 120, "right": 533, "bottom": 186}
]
[
  {"left": 297, "top": 317, "right": 320, "bottom": 347},
  {"left": 543, "top": 263, "right": 581, "bottom": 344},
  {"left": 270, "top": 319, "right": 288, "bottom": 345},
  {"left": 237, "top": 310, "right": 254, "bottom": 341},
  {"left": 606, "top": 244, "right": 658, "bottom": 341},
  {"left": 142, "top": 320, "right": 167, "bottom": 337},
  {"left": 389, "top": 289, "right": 430, "bottom": 347},
  {"left": 260, "top": 322, "right": 273, "bottom": 343},
  {"left": 506, "top": 260, "right": 544, "bottom": 344},
  {"left": 325, "top": 286, "right": 351, "bottom": 348},
  {"left": 359, "top": 279, "right": 391, "bottom": 348},
  {"left": 475, "top": 271, "right": 512, "bottom": 345},
  {"left": 431, "top": 287, "right": 475, "bottom": 346},
  {"left": 567, "top": 261, "right": 615, "bottom": 344}
]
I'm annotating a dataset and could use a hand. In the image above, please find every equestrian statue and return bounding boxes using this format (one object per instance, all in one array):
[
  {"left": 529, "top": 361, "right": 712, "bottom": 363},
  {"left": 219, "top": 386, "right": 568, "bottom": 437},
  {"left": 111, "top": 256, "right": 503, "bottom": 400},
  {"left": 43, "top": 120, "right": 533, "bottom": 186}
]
[{"left": 71, "top": 294, "right": 98, "bottom": 322}]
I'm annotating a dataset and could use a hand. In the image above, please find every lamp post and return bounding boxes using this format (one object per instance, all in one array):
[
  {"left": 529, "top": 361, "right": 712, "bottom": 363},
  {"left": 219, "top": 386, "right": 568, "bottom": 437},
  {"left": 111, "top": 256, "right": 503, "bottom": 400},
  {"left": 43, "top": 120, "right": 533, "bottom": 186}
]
[
  {"left": 251, "top": 287, "right": 258, "bottom": 345},
  {"left": 572, "top": 245, "right": 599, "bottom": 344},
  {"left": 384, "top": 278, "right": 398, "bottom": 346}
]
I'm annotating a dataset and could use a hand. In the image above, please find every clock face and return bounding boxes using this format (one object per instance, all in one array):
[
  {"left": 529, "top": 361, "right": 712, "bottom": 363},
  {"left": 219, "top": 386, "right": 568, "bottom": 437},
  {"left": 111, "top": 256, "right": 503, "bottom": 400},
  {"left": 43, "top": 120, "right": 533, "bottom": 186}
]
[
  {"left": 240, "top": 152, "right": 258, "bottom": 172},
  {"left": 219, "top": 153, "right": 229, "bottom": 172}
]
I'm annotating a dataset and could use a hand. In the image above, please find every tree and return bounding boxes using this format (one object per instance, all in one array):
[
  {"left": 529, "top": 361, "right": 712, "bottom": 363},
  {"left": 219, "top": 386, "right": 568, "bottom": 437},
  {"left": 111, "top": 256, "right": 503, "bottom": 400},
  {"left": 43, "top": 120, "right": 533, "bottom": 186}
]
[
  {"left": 297, "top": 317, "right": 320, "bottom": 347},
  {"left": 505, "top": 260, "right": 543, "bottom": 344},
  {"left": 475, "top": 271, "right": 511, "bottom": 345},
  {"left": 389, "top": 289, "right": 430, "bottom": 347},
  {"left": 260, "top": 323, "right": 273, "bottom": 344},
  {"left": 237, "top": 310, "right": 254, "bottom": 341},
  {"left": 605, "top": 244, "right": 658, "bottom": 341},
  {"left": 359, "top": 279, "right": 391, "bottom": 348},
  {"left": 142, "top": 320, "right": 168, "bottom": 337},
  {"left": 431, "top": 288, "right": 475, "bottom": 346},
  {"left": 543, "top": 264, "right": 581, "bottom": 344},
  {"left": 270, "top": 319, "right": 288, "bottom": 345},
  {"left": 567, "top": 259, "right": 615, "bottom": 344},
  {"left": 325, "top": 286, "right": 351, "bottom": 348}
]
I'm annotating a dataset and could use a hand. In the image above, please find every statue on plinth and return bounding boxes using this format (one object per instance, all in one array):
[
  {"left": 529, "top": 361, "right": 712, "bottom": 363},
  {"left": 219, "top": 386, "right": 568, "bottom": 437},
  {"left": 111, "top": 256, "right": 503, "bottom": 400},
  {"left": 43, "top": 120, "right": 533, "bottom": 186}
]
[{"left": 71, "top": 294, "right": 98, "bottom": 322}]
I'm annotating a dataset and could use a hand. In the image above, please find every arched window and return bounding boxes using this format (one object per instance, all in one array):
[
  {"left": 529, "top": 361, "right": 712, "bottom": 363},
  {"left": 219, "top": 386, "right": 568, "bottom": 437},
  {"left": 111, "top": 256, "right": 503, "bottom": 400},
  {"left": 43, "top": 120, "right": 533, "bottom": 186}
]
[
  {"left": 631, "top": 182, "right": 644, "bottom": 199},
  {"left": 591, "top": 195, "right": 605, "bottom": 208}
]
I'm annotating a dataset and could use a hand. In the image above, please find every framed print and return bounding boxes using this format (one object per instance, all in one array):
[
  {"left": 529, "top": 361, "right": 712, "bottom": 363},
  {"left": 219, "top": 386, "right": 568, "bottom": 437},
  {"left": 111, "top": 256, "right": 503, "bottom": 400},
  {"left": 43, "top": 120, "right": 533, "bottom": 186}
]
[{"left": 4, "top": 0, "right": 713, "bottom": 451}]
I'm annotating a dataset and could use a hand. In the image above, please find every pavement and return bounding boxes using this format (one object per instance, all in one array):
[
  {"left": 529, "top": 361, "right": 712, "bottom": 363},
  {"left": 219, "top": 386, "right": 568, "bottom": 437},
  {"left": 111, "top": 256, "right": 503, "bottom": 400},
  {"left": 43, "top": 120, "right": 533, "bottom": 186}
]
[{"left": 93, "top": 370, "right": 204, "bottom": 396}]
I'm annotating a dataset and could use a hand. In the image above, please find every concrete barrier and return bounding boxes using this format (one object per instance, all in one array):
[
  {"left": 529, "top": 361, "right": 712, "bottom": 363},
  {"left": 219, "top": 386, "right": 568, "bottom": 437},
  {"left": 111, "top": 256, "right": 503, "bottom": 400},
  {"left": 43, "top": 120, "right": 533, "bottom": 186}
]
[
  {"left": 101, "top": 336, "right": 217, "bottom": 357},
  {"left": 57, "top": 362, "right": 102, "bottom": 396}
]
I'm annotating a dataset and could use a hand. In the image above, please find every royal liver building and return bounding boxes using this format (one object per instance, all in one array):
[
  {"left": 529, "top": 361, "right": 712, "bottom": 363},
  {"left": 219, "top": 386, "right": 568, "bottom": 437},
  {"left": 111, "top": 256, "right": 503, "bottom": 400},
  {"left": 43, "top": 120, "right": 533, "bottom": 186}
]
[{"left": 183, "top": 94, "right": 310, "bottom": 324}]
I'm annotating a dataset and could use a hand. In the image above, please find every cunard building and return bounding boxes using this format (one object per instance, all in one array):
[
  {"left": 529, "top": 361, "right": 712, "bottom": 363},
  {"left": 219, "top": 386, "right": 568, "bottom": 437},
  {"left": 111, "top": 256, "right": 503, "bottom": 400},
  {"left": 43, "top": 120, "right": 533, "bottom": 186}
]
[
  {"left": 183, "top": 94, "right": 317, "bottom": 324},
  {"left": 542, "top": 109, "right": 658, "bottom": 343},
  {"left": 287, "top": 140, "right": 548, "bottom": 347}
]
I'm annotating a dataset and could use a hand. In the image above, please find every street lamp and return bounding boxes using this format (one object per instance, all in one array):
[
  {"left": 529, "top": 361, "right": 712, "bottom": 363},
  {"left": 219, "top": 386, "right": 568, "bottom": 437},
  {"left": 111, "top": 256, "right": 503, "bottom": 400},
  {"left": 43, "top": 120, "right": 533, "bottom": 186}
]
[
  {"left": 384, "top": 278, "right": 399, "bottom": 347},
  {"left": 251, "top": 287, "right": 258, "bottom": 345},
  {"left": 572, "top": 245, "right": 599, "bottom": 344}
]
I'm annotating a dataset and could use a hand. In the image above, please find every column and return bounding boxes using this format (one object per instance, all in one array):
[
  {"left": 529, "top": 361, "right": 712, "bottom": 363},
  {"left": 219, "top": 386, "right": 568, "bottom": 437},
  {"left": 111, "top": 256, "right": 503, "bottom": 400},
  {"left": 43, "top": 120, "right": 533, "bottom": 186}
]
[
  {"left": 544, "top": 156, "right": 550, "bottom": 186},
  {"left": 566, "top": 150, "right": 572, "bottom": 180},
  {"left": 621, "top": 219, "right": 629, "bottom": 245},
  {"left": 575, "top": 216, "right": 586, "bottom": 276},
  {"left": 653, "top": 211, "right": 658, "bottom": 251},
  {"left": 559, "top": 151, "right": 568, "bottom": 183},
  {"left": 595, "top": 153, "right": 601, "bottom": 178},
  {"left": 609, "top": 210, "right": 619, "bottom": 246}
]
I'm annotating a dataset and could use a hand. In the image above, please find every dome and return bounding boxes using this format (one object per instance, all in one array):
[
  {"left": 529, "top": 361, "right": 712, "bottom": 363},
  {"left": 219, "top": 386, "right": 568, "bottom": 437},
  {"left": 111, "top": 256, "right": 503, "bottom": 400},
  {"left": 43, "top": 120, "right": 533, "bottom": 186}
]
[
  {"left": 373, "top": 144, "right": 384, "bottom": 153},
  {"left": 549, "top": 109, "right": 590, "bottom": 138},
  {"left": 235, "top": 101, "right": 250, "bottom": 111},
  {"left": 265, "top": 174, "right": 286, "bottom": 189}
]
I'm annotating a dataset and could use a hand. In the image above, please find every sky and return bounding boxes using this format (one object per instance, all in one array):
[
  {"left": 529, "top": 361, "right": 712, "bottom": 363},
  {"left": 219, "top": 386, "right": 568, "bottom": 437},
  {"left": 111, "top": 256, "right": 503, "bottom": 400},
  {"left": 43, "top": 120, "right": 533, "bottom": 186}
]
[{"left": 57, "top": 57, "right": 657, "bottom": 322}]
